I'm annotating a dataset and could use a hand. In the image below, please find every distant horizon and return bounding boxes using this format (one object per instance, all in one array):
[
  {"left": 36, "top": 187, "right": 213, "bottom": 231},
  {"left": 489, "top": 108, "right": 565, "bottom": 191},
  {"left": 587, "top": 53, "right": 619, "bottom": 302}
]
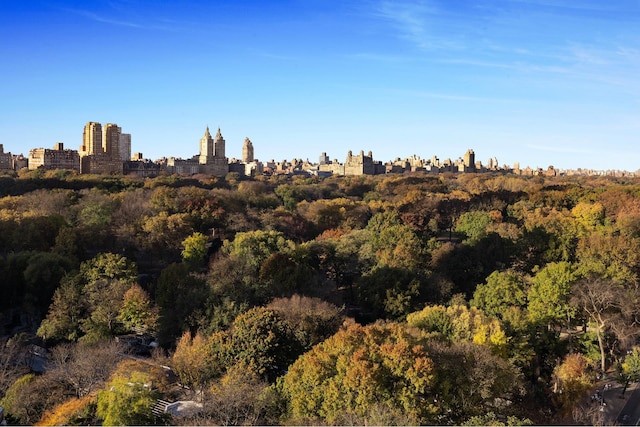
[
  {"left": 3, "top": 120, "right": 639, "bottom": 173},
  {"left": 1, "top": 1, "right": 638, "bottom": 172}
]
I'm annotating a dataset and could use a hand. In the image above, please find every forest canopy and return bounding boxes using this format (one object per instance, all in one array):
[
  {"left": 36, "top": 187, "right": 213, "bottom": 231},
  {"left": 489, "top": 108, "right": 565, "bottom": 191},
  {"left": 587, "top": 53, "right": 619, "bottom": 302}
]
[{"left": 1, "top": 169, "right": 640, "bottom": 425}]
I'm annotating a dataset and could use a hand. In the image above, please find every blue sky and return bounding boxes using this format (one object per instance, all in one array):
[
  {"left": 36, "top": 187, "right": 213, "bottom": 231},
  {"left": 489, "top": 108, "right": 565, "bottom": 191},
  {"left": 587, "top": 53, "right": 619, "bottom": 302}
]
[{"left": 1, "top": 0, "right": 639, "bottom": 171}]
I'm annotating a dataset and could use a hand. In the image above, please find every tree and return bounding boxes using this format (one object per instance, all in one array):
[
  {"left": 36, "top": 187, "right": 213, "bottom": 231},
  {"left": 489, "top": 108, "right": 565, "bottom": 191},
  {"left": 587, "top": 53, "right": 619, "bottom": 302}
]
[
  {"left": 117, "top": 284, "right": 158, "bottom": 334},
  {"left": 551, "top": 353, "right": 593, "bottom": 415},
  {"left": 172, "top": 331, "right": 225, "bottom": 395},
  {"left": 266, "top": 295, "right": 345, "bottom": 350},
  {"left": 37, "top": 275, "right": 84, "bottom": 342},
  {"left": 406, "top": 304, "right": 509, "bottom": 356},
  {"left": 0, "top": 372, "right": 68, "bottom": 426},
  {"left": 456, "top": 210, "right": 492, "bottom": 243},
  {"left": 181, "top": 231, "right": 208, "bottom": 269},
  {"left": 227, "top": 307, "right": 303, "bottom": 382},
  {"left": 462, "top": 412, "right": 532, "bottom": 426},
  {"left": 222, "top": 230, "right": 294, "bottom": 271},
  {"left": 47, "top": 340, "right": 124, "bottom": 398},
  {"left": 0, "top": 338, "right": 30, "bottom": 398},
  {"left": 366, "top": 211, "right": 426, "bottom": 270},
  {"left": 426, "top": 339, "right": 522, "bottom": 423},
  {"left": 22, "top": 251, "right": 76, "bottom": 316},
  {"left": 570, "top": 276, "right": 636, "bottom": 373},
  {"left": 621, "top": 346, "right": 640, "bottom": 383},
  {"left": 200, "top": 363, "right": 271, "bottom": 426},
  {"left": 355, "top": 266, "right": 424, "bottom": 320},
  {"left": 96, "top": 370, "right": 159, "bottom": 426},
  {"left": 156, "top": 263, "right": 209, "bottom": 346},
  {"left": 35, "top": 395, "right": 96, "bottom": 426},
  {"left": 278, "top": 322, "right": 435, "bottom": 425},
  {"left": 80, "top": 278, "right": 132, "bottom": 342},
  {"left": 471, "top": 270, "right": 527, "bottom": 320},
  {"left": 79, "top": 252, "right": 138, "bottom": 283},
  {"left": 527, "top": 261, "right": 576, "bottom": 328}
]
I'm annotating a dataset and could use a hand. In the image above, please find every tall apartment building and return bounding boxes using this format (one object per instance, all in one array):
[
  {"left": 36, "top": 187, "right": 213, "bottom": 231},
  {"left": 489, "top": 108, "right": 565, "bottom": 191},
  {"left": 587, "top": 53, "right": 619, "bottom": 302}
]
[
  {"left": 344, "top": 150, "right": 384, "bottom": 175},
  {"left": 29, "top": 142, "right": 80, "bottom": 172},
  {"left": 242, "top": 137, "right": 254, "bottom": 163},
  {"left": 80, "top": 121, "right": 102, "bottom": 156},
  {"left": 103, "top": 124, "right": 121, "bottom": 161},
  {"left": 198, "top": 127, "right": 228, "bottom": 176},
  {"left": 79, "top": 121, "right": 124, "bottom": 174},
  {"left": 119, "top": 132, "right": 131, "bottom": 161},
  {"left": 462, "top": 149, "right": 476, "bottom": 171}
]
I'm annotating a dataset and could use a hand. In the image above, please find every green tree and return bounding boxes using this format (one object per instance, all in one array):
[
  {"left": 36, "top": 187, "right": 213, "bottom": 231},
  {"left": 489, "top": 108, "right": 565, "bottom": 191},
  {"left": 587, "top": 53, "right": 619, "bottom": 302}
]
[
  {"left": 96, "top": 371, "right": 159, "bottom": 426},
  {"left": 456, "top": 210, "right": 492, "bottom": 243},
  {"left": 471, "top": 270, "right": 527, "bottom": 320},
  {"left": 228, "top": 307, "right": 303, "bottom": 382},
  {"left": 274, "top": 184, "right": 306, "bottom": 211},
  {"left": 527, "top": 261, "right": 576, "bottom": 328},
  {"left": 618, "top": 346, "right": 640, "bottom": 396},
  {"left": 117, "top": 284, "right": 158, "bottom": 334},
  {"left": 181, "top": 231, "right": 208, "bottom": 269},
  {"left": 37, "top": 276, "right": 83, "bottom": 341},
  {"left": 222, "top": 230, "right": 294, "bottom": 271},
  {"left": 278, "top": 322, "right": 435, "bottom": 425},
  {"left": 79, "top": 252, "right": 138, "bottom": 284}
]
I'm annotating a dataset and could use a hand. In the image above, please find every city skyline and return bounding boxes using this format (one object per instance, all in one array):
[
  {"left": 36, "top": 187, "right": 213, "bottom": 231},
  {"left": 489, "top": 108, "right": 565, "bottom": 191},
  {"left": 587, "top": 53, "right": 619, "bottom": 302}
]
[{"left": 1, "top": 1, "right": 639, "bottom": 171}]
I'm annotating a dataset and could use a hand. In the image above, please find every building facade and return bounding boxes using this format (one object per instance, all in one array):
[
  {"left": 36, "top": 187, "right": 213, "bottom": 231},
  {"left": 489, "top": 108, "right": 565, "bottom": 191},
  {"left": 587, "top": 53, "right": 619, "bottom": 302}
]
[
  {"left": 0, "top": 144, "right": 13, "bottom": 170},
  {"left": 79, "top": 121, "right": 125, "bottom": 174},
  {"left": 197, "top": 127, "right": 228, "bottom": 176},
  {"left": 242, "top": 137, "right": 254, "bottom": 163},
  {"left": 29, "top": 143, "right": 80, "bottom": 172},
  {"left": 344, "top": 150, "right": 385, "bottom": 175},
  {"left": 119, "top": 132, "right": 131, "bottom": 161}
]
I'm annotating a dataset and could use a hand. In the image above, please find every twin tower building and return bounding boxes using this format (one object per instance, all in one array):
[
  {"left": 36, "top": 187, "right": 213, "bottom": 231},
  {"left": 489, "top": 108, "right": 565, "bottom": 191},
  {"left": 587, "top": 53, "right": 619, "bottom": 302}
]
[{"left": 78, "top": 122, "right": 254, "bottom": 176}]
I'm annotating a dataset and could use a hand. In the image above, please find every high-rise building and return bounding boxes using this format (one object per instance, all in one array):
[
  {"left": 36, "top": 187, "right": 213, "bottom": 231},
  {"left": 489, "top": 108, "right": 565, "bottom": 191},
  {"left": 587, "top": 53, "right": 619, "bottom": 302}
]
[
  {"left": 242, "top": 137, "right": 254, "bottom": 163},
  {"left": 199, "top": 126, "right": 214, "bottom": 164},
  {"left": 119, "top": 132, "right": 131, "bottom": 161},
  {"left": 197, "top": 126, "right": 228, "bottom": 176},
  {"left": 103, "top": 124, "right": 121, "bottom": 161},
  {"left": 214, "top": 127, "right": 226, "bottom": 159},
  {"left": 463, "top": 149, "right": 475, "bottom": 170},
  {"left": 79, "top": 121, "right": 125, "bottom": 174},
  {"left": 81, "top": 122, "right": 102, "bottom": 156}
]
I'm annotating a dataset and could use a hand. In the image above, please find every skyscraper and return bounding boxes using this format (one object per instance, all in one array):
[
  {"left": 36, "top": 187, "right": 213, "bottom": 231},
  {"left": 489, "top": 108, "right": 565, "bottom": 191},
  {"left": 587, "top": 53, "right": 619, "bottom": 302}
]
[
  {"left": 103, "top": 123, "right": 121, "bottom": 161},
  {"left": 214, "top": 127, "right": 225, "bottom": 159},
  {"left": 199, "top": 126, "right": 214, "bottom": 164},
  {"left": 79, "top": 121, "right": 125, "bottom": 174},
  {"left": 197, "top": 126, "right": 229, "bottom": 176},
  {"left": 242, "top": 137, "right": 254, "bottom": 163},
  {"left": 119, "top": 132, "right": 131, "bottom": 162},
  {"left": 81, "top": 122, "right": 102, "bottom": 156}
]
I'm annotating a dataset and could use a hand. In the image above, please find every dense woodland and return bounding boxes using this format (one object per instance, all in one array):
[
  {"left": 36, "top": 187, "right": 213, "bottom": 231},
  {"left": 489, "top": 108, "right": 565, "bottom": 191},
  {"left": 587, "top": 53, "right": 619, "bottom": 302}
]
[{"left": 2, "top": 167, "right": 640, "bottom": 425}]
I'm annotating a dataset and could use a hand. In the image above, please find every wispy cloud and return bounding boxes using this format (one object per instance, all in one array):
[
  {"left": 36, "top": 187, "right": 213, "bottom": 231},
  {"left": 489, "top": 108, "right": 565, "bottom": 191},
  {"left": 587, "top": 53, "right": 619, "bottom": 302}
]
[
  {"left": 370, "top": 0, "right": 461, "bottom": 50},
  {"left": 384, "top": 88, "right": 518, "bottom": 103},
  {"left": 505, "top": 0, "right": 623, "bottom": 13},
  {"left": 71, "top": 9, "right": 146, "bottom": 29},
  {"left": 64, "top": 7, "right": 188, "bottom": 32}
]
